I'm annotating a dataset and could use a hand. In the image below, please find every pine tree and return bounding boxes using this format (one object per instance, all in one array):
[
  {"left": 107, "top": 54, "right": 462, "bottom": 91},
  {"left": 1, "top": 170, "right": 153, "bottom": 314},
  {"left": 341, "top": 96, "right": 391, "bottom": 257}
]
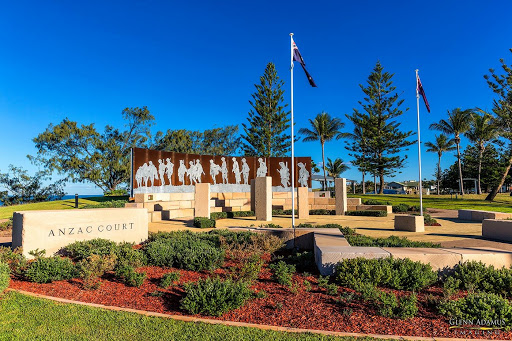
[
  {"left": 242, "top": 63, "right": 291, "bottom": 157},
  {"left": 352, "top": 62, "right": 414, "bottom": 194}
]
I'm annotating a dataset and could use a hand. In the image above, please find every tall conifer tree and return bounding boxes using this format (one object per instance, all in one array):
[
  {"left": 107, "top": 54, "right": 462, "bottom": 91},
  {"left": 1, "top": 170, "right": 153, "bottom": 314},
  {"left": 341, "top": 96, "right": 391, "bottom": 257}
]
[
  {"left": 242, "top": 62, "right": 291, "bottom": 157},
  {"left": 352, "top": 62, "right": 414, "bottom": 193}
]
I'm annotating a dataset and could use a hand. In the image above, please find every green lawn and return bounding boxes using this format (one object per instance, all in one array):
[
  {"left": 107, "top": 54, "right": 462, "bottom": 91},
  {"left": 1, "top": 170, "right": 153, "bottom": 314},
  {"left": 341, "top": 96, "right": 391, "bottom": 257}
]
[
  {"left": 0, "top": 196, "right": 128, "bottom": 220},
  {"left": 0, "top": 291, "right": 383, "bottom": 341},
  {"left": 348, "top": 193, "right": 512, "bottom": 212}
]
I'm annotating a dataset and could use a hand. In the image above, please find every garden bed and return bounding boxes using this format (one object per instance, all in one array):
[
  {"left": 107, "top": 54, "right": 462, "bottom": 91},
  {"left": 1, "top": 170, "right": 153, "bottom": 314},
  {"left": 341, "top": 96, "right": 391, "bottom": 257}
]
[{"left": 3, "top": 231, "right": 511, "bottom": 339}]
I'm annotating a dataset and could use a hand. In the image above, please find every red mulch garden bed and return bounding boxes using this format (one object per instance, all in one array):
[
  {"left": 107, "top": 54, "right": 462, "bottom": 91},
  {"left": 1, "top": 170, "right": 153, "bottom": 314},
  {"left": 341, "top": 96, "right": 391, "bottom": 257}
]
[{"left": 8, "top": 253, "right": 509, "bottom": 340}]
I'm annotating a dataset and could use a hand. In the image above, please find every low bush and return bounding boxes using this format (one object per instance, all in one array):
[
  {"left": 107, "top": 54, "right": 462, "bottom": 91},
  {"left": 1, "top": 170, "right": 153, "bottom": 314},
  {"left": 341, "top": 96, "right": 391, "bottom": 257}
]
[
  {"left": 0, "top": 218, "right": 13, "bottom": 231},
  {"left": 447, "top": 261, "right": 512, "bottom": 296},
  {"left": 180, "top": 277, "right": 252, "bottom": 316},
  {"left": 210, "top": 212, "right": 228, "bottom": 220},
  {"left": 438, "top": 292, "right": 512, "bottom": 324},
  {"left": 115, "top": 243, "right": 147, "bottom": 268},
  {"left": 286, "top": 251, "right": 315, "bottom": 272},
  {"left": 210, "top": 211, "right": 255, "bottom": 220},
  {"left": 81, "top": 199, "right": 128, "bottom": 209},
  {"left": 25, "top": 257, "right": 77, "bottom": 283},
  {"left": 77, "top": 254, "right": 117, "bottom": 289},
  {"left": 160, "top": 271, "right": 181, "bottom": 288},
  {"left": 363, "top": 199, "right": 391, "bottom": 205},
  {"left": 0, "top": 247, "right": 27, "bottom": 275},
  {"left": 144, "top": 236, "right": 224, "bottom": 271},
  {"left": 345, "top": 210, "right": 388, "bottom": 217},
  {"left": 272, "top": 209, "right": 294, "bottom": 215},
  {"left": 335, "top": 257, "right": 437, "bottom": 291},
  {"left": 63, "top": 239, "right": 118, "bottom": 261},
  {"left": 115, "top": 265, "right": 146, "bottom": 287},
  {"left": 269, "top": 261, "right": 296, "bottom": 286},
  {"left": 259, "top": 223, "right": 283, "bottom": 228},
  {"left": 423, "top": 213, "right": 439, "bottom": 226},
  {"left": 309, "top": 209, "right": 336, "bottom": 215},
  {"left": 231, "top": 254, "right": 263, "bottom": 283},
  {"left": 358, "top": 282, "right": 418, "bottom": 319},
  {"left": 193, "top": 217, "right": 216, "bottom": 228},
  {"left": 0, "top": 262, "right": 10, "bottom": 293},
  {"left": 345, "top": 235, "right": 441, "bottom": 248},
  {"left": 392, "top": 204, "right": 410, "bottom": 213}
]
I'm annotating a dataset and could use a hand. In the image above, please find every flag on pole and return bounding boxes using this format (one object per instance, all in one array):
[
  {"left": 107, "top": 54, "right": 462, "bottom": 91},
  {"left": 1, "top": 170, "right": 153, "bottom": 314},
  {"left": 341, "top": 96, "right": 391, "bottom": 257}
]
[
  {"left": 292, "top": 38, "right": 317, "bottom": 87},
  {"left": 416, "top": 75, "right": 430, "bottom": 113}
]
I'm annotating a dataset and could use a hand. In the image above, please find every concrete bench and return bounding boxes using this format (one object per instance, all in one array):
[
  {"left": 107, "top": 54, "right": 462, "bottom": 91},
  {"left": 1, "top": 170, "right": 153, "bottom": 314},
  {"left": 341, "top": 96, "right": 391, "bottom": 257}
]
[
  {"left": 458, "top": 209, "right": 512, "bottom": 222},
  {"left": 482, "top": 219, "right": 512, "bottom": 242},
  {"left": 394, "top": 215, "right": 424, "bottom": 232}
]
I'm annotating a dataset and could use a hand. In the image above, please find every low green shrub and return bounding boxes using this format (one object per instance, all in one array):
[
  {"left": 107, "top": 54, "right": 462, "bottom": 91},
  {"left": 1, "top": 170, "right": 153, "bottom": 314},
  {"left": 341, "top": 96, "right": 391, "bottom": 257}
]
[
  {"left": 286, "top": 251, "right": 315, "bottom": 272},
  {"left": 210, "top": 211, "right": 255, "bottom": 220},
  {"left": 193, "top": 217, "right": 216, "bottom": 228},
  {"left": 363, "top": 199, "right": 391, "bottom": 205},
  {"left": 160, "top": 271, "right": 181, "bottom": 288},
  {"left": 63, "top": 239, "right": 118, "bottom": 261},
  {"left": 447, "top": 261, "right": 512, "bottom": 296},
  {"left": 115, "top": 243, "right": 147, "bottom": 268},
  {"left": 335, "top": 257, "right": 437, "bottom": 291},
  {"left": 0, "top": 218, "right": 13, "bottom": 231},
  {"left": 25, "top": 257, "right": 77, "bottom": 283},
  {"left": 81, "top": 199, "right": 128, "bottom": 209},
  {"left": 103, "top": 189, "right": 128, "bottom": 196},
  {"left": 115, "top": 265, "right": 146, "bottom": 287},
  {"left": 0, "top": 247, "right": 27, "bottom": 275},
  {"left": 269, "top": 261, "right": 296, "bottom": 286},
  {"left": 346, "top": 210, "right": 388, "bottom": 217},
  {"left": 144, "top": 236, "right": 224, "bottom": 271},
  {"left": 409, "top": 205, "right": 426, "bottom": 213},
  {"left": 232, "top": 254, "right": 263, "bottom": 283},
  {"left": 392, "top": 204, "right": 410, "bottom": 213},
  {"left": 180, "top": 277, "right": 252, "bottom": 316},
  {"left": 345, "top": 235, "right": 441, "bottom": 248},
  {"left": 423, "top": 213, "right": 439, "bottom": 226},
  {"left": 309, "top": 209, "right": 336, "bottom": 215},
  {"left": 0, "top": 262, "right": 10, "bottom": 293},
  {"left": 259, "top": 223, "right": 283, "bottom": 228},
  {"left": 77, "top": 254, "right": 117, "bottom": 289},
  {"left": 438, "top": 292, "right": 512, "bottom": 324},
  {"left": 358, "top": 282, "right": 418, "bottom": 319},
  {"left": 272, "top": 209, "right": 294, "bottom": 215}
]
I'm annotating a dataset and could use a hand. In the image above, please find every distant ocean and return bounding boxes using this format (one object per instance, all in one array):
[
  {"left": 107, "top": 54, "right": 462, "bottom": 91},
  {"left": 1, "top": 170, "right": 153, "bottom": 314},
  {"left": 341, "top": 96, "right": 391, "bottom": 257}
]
[{"left": 0, "top": 194, "right": 103, "bottom": 207}]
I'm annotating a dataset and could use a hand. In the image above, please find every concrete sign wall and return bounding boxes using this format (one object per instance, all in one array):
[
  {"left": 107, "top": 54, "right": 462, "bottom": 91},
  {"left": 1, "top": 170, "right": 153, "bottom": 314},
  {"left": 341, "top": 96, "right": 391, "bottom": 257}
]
[
  {"left": 12, "top": 208, "right": 148, "bottom": 258},
  {"left": 132, "top": 147, "right": 311, "bottom": 194}
]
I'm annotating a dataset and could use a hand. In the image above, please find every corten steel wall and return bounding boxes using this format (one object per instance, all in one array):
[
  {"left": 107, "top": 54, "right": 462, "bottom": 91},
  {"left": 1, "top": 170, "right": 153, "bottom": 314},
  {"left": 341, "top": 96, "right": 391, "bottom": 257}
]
[{"left": 131, "top": 147, "right": 312, "bottom": 192}]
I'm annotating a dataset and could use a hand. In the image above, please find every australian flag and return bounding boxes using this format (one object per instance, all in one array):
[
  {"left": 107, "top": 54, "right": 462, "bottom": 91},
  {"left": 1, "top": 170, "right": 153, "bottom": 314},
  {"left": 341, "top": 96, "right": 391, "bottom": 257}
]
[
  {"left": 292, "top": 38, "right": 317, "bottom": 87},
  {"left": 417, "top": 75, "right": 430, "bottom": 113}
]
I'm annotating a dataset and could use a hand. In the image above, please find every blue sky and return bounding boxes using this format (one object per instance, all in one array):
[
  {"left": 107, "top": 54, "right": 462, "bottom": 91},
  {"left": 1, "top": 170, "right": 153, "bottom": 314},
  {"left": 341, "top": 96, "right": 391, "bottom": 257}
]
[{"left": 1, "top": 1, "right": 511, "bottom": 194}]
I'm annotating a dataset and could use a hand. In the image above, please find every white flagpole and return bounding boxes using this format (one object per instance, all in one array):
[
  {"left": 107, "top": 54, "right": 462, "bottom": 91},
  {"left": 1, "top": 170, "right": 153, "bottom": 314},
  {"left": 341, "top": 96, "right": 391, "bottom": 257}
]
[
  {"left": 415, "top": 69, "right": 424, "bottom": 216},
  {"left": 290, "top": 33, "right": 296, "bottom": 233}
]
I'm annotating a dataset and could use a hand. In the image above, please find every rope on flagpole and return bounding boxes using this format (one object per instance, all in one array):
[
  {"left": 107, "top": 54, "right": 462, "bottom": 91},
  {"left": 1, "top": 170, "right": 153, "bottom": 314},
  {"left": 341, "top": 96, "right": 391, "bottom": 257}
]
[{"left": 416, "top": 69, "right": 424, "bottom": 217}]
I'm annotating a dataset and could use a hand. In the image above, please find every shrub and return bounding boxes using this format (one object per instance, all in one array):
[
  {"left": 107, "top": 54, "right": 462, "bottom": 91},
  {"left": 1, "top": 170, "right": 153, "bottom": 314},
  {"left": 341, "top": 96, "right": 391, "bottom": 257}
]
[
  {"left": 423, "top": 213, "right": 439, "bottom": 226},
  {"left": 335, "top": 257, "right": 437, "bottom": 291},
  {"left": 325, "top": 283, "right": 339, "bottom": 296},
  {"left": 77, "top": 254, "right": 117, "bottom": 289},
  {"left": 25, "top": 257, "right": 77, "bottom": 283},
  {"left": 0, "top": 262, "right": 10, "bottom": 293},
  {"left": 443, "top": 276, "right": 461, "bottom": 298},
  {"left": 0, "top": 218, "right": 13, "bottom": 231},
  {"left": 447, "top": 261, "right": 512, "bottom": 296},
  {"left": 210, "top": 212, "right": 228, "bottom": 220},
  {"left": 392, "top": 203, "right": 410, "bottom": 213},
  {"left": 145, "top": 236, "right": 224, "bottom": 271},
  {"left": 409, "top": 205, "right": 426, "bottom": 212},
  {"left": 309, "top": 209, "right": 336, "bottom": 215},
  {"left": 115, "top": 265, "right": 146, "bottom": 287},
  {"left": 231, "top": 210, "right": 255, "bottom": 218},
  {"left": 115, "top": 243, "right": 147, "bottom": 268},
  {"left": 160, "top": 271, "right": 181, "bottom": 288},
  {"left": 358, "top": 282, "right": 418, "bottom": 319},
  {"left": 180, "top": 277, "right": 252, "bottom": 316},
  {"left": 317, "top": 275, "right": 329, "bottom": 288},
  {"left": 269, "top": 261, "right": 296, "bottom": 286},
  {"left": 259, "top": 223, "right": 283, "bottom": 228},
  {"left": 346, "top": 210, "right": 387, "bottom": 217},
  {"left": 438, "top": 292, "right": 512, "bottom": 324},
  {"left": 0, "top": 247, "right": 27, "bottom": 276},
  {"left": 81, "top": 199, "right": 128, "bottom": 209},
  {"left": 63, "top": 239, "right": 118, "bottom": 261},
  {"left": 193, "top": 217, "right": 216, "bottom": 228},
  {"left": 363, "top": 199, "right": 391, "bottom": 205},
  {"left": 345, "top": 235, "right": 440, "bottom": 248},
  {"left": 286, "top": 251, "right": 315, "bottom": 272},
  {"left": 232, "top": 255, "right": 264, "bottom": 283}
]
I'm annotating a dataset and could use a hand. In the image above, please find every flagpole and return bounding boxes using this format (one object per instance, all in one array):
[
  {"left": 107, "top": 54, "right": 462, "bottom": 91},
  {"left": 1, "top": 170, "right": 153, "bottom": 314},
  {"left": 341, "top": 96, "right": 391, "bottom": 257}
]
[
  {"left": 290, "top": 33, "right": 296, "bottom": 236},
  {"left": 415, "top": 69, "right": 424, "bottom": 216}
]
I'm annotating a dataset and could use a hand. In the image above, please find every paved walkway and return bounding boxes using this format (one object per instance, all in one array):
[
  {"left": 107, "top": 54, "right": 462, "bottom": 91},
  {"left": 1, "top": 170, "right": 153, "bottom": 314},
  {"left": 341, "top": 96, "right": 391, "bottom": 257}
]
[{"left": 148, "top": 210, "right": 512, "bottom": 250}]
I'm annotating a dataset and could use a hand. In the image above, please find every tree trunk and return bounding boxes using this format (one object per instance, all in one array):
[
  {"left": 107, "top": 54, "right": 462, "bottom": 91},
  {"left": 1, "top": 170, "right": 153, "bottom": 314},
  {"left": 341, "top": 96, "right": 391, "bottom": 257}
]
[
  {"left": 373, "top": 174, "right": 377, "bottom": 194},
  {"left": 362, "top": 172, "right": 366, "bottom": 194},
  {"left": 486, "top": 155, "right": 512, "bottom": 201},
  {"left": 379, "top": 173, "right": 385, "bottom": 194},
  {"left": 437, "top": 153, "right": 441, "bottom": 195},
  {"left": 477, "top": 146, "right": 484, "bottom": 195},
  {"left": 321, "top": 142, "right": 327, "bottom": 192},
  {"left": 456, "top": 142, "right": 464, "bottom": 195}
]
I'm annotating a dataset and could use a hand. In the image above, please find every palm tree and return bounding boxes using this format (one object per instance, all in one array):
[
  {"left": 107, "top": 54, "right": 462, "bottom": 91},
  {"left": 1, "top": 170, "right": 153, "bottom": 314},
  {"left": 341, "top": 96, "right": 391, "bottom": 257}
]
[
  {"left": 430, "top": 108, "right": 472, "bottom": 195},
  {"left": 425, "top": 134, "right": 456, "bottom": 195},
  {"left": 465, "top": 109, "right": 498, "bottom": 194},
  {"left": 326, "top": 157, "right": 350, "bottom": 177},
  {"left": 299, "top": 112, "right": 345, "bottom": 191}
]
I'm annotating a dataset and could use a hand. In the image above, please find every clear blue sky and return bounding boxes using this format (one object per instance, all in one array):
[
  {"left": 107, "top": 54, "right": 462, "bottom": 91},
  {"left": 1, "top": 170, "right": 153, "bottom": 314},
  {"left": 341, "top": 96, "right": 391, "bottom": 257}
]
[{"left": 1, "top": 1, "right": 511, "bottom": 194}]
